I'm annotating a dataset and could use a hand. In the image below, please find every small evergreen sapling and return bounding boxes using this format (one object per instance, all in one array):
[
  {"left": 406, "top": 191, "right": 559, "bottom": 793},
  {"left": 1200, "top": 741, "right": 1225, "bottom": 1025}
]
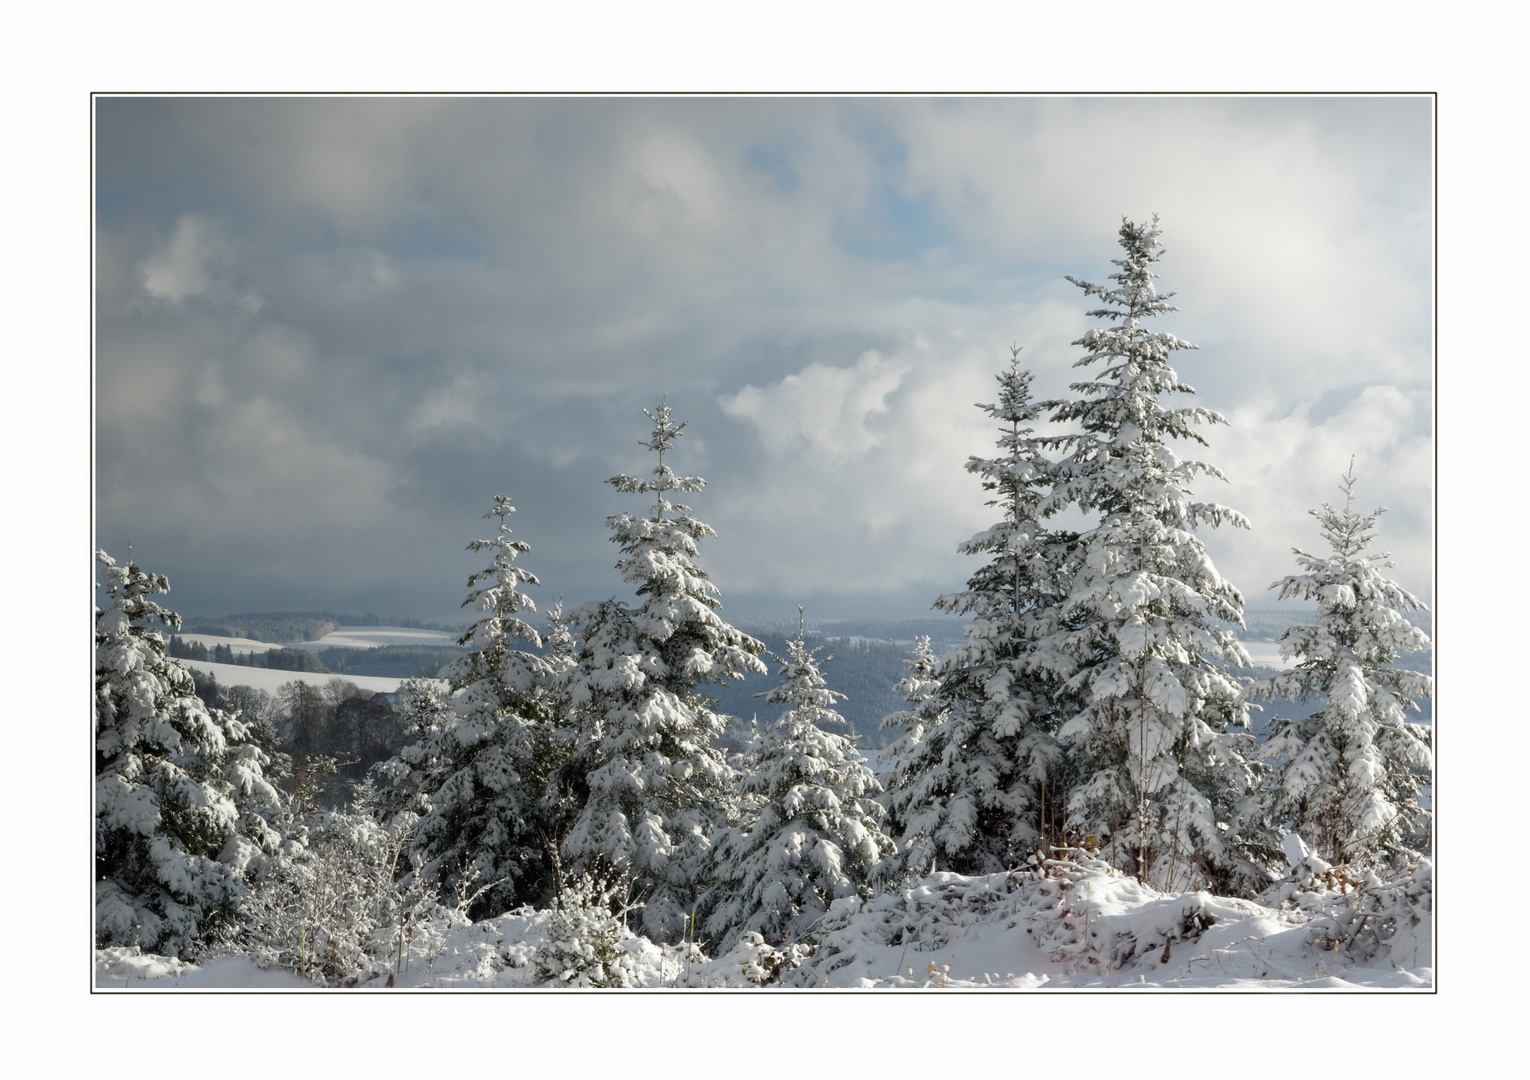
[
  {"left": 533, "top": 874, "right": 640, "bottom": 988},
  {"left": 528, "top": 599, "right": 582, "bottom": 900},
  {"left": 561, "top": 401, "right": 767, "bottom": 939},
  {"left": 1253, "top": 466, "right": 1433, "bottom": 872},
  {"left": 1039, "top": 218, "right": 1273, "bottom": 894},
  {"left": 94, "top": 550, "right": 282, "bottom": 957},
  {"left": 706, "top": 611, "right": 893, "bottom": 949}
]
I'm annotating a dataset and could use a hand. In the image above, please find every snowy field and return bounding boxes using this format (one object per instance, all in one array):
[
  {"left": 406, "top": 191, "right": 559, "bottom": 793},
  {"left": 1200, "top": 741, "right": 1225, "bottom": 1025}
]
[
  {"left": 179, "top": 625, "right": 459, "bottom": 653},
  {"left": 94, "top": 858, "right": 1431, "bottom": 991},
  {"left": 176, "top": 632, "right": 282, "bottom": 655},
  {"left": 281, "top": 626, "right": 461, "bottom": 652},
  {"left": 175, "top": 658, "right": 403, "bottom": 695},
  {"left": 171, "top": 626, "right": 464, "bottom": 693}
]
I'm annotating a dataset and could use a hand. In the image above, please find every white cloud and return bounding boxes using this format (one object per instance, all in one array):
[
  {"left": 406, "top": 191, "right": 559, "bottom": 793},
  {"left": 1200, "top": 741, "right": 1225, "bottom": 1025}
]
[
  {"left": 719, "top": 350, "right": 909, "bottom": 462},
  {"left": 139, "top": 213, "right": 229, "bottom": 303},
  {"left": 627, "top": 127, "right": 723, "bottom": 232},
  {"left": 137, "top": 212, "right": 264, "bottom": 314},
  {"left": 95, "top": 98, "right": 1432, "bottom": 617},
  {"left": 1204, "top": 383, "right": 1433, "bottom": 603},
  {"left": 407, "top": 369, "right": 495, "bottom": 437},
  {"left": 706, "top": 324, "right": 1047, "bottom": 598}
]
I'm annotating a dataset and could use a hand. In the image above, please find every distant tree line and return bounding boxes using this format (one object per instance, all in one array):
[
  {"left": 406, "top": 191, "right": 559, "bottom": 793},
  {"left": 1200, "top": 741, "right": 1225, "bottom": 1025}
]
[
  {"left": 168, "top": 636, "right": 464, "bottom": 679},
  {"left": 184, "top": 666, "right": 409, "bottom": 806},
  {"left": 317, "top": 645, "right": 465, "bottom": 679}
]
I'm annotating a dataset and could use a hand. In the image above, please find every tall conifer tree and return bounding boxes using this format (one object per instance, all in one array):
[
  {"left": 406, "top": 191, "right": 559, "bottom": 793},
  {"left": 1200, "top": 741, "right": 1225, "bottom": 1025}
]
[
  {"left": 562, "top": 402, "right": 766, "bottom": 938},
  {"left": 1041, "top": 218, "right": 1274, "bottom": 894},
  {"left": 407, "top": 496, "right": 560, "bottom": 916},
  {"left": 1253, "top": 466, "right": 1433, "bottom": 871},
  {"left": 95, "top": 550, "right": 282, "bottom": 956},
  {"left": 879, "top": 350, "right": 1071, "bottom": 875},
  {"left": 706, "top": 611, "right": 892, "bottom": 947}
]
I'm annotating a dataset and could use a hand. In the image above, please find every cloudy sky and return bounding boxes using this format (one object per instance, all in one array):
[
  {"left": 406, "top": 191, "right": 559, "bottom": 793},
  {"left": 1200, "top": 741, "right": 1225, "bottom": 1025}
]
[{"left": 94, "top": 96, "right": 1432, "bottom": 623}]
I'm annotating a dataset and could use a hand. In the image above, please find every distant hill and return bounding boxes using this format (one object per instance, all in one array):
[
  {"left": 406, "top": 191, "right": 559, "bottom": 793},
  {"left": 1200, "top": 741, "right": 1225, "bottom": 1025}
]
[
  {"left": 174, "top": 610, "right": 1431, "bottom": 740},
  {"left": 179, "top": 611, "right": 465, "bottom": 643},
  {"left": 726, "top": 614, "right": 967, "bottom": 648},
  {"left": 1240, "top": 607, "right": 1433, "bottom": 642}
]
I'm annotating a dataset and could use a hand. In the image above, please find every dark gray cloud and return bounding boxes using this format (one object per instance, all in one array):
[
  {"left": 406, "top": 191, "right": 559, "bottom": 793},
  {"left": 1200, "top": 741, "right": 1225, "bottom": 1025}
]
[{"left": 94, "top": 96, "right": 1433, "bottom": 621}]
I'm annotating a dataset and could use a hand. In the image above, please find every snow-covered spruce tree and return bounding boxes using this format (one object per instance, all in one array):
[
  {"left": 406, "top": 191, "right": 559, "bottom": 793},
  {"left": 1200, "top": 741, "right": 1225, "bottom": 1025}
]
[
  {"left": 526, "top": 598, "right": 583, "bottom": 898},
  {"left": 705, "top": 611, "right": 894, "bottom": 949},
  {"left": 1040, "top": 217, "right": 1275, "bottom": 895},
  {"left": 406, "top": 496, "right": 564, "bottom": 918},
  {"left": 880, "top": 348, "right": 1073, "bottom": 878},
  {"left": 370, "top": 676, "right": 453, "bottom": 821},
  {"left": 95, "top": 550, "right": 282, "bottom": 956},
  {"left": 877, "top": 636, "right": 944, "bottom": 875},
  {"left": 1252, "top": 465, "right": 1433, "bottom": 872},
  {"left": 562, "top": 401, "right": 766, "bottom": 940}
]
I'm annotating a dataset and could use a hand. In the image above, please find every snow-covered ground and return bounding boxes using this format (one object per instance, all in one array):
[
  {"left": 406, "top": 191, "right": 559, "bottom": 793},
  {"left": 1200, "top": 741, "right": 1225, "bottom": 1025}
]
[
  {"left": 184, "top": 622, "right": 1280, "bottom": 673},
  {"left": 176, "top": 632, "right": 282, "bottom": 655},
  {"left": 96, "top": 947, "right": 313, "bottom": 988},
  {"left": 179, "top": 625, "right": 459, "bottom": 654},
  {"left": 171, "top": 625, "right": 464, "bottom": 693},
  {"left": 281, "top": 626, "right": 461, "bottom": 652},
  {"left": 176, "top": 659, "right": 404, "bottom": 695},
  {"left": 95, "top": 859, "right": 1431, "bottom": 991}
]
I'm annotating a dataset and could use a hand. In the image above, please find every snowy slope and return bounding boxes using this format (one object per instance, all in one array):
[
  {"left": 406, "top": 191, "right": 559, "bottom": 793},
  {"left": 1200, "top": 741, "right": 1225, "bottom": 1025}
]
[
  {"left": 778, "top": 862, "right": 1431, "bottom": 989},
  {"left": 176, "top": 658, "right": 403, "bottom": 695},
  {"left": 176, "top": 632, "right": 281, "bottom": 655},
  {"left": 96, "top": 947, "right": 312, "bottom": 989},
  {"left": 179, "top": 625, "right": 458, "bottom": 653},
  {"left": 281, "top": 626, "right": 461, "bottom": 652},
  {"left": 171, "top": 624, "right": 463, "bottom": 692}
]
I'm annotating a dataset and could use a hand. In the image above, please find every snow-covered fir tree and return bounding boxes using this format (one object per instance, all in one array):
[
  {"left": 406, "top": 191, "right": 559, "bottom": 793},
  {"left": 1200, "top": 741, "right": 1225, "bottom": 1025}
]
[
  {"left": 1040, "top": 218, "right": 1274, "bottom": 895},
  {"left": 1252, "top": 465, "right": 1433, "bottom": 872},
  {"left": 371, "top": 677, "right": 453, "bottom": 820},
  {"left": 405, "top": 496, "right": 563, "bottom": 917},
  {"left": 94, "top": 550, "right": 282, "bottom": 957},
  {"left": 878, "top": 635, "right": 942, "bottom": 873},
  {"left": 561, "top": 401, "right": 766, "bottom": 940},
  {"left": 880, "top": 349, "right": 1072, "bottom": 877},
  {"left": 527, "top": 599, "right": 582, "bottom": 898},
  {"left": 706, "top": 611, "right": 893, "bottom": 948}
]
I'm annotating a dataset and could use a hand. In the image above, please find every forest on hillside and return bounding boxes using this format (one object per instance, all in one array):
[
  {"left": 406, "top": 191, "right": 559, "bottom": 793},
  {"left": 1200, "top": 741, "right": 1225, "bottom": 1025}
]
[{"left": 95, "top": 220, "right": 1432, "bottom": 989}]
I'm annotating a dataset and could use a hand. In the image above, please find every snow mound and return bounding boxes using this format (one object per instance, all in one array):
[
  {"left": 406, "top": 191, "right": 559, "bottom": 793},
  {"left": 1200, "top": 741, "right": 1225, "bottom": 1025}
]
[
  {"left": 96, "top": 947, "right": 313, "bottom": 989},
  {"left": 785, "top": 856, "right": 1432, "bottom": 989},
  {"left": 176, "top": 659, "right": 404, "bottom": 694}
]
